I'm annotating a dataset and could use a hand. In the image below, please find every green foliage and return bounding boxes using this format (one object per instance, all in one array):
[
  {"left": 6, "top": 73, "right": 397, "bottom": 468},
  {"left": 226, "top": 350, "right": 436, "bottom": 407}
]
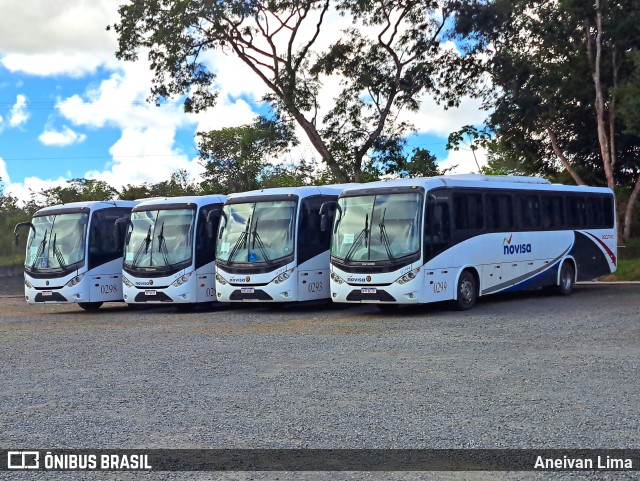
[
  {"left": 455, "top": 0, "right": 640, "bottom": 240},
  {"left": 112, "top": 0, "right": 479, "bottom": 182},
  {"left": 35, "top": 178, "right": 118, "bottom": 205},
  {"left": 198, "top": 116, "right": 299, "bottom": 193},
  {"left": 616, "top": 51, "right": 640, "bottom": 137}
]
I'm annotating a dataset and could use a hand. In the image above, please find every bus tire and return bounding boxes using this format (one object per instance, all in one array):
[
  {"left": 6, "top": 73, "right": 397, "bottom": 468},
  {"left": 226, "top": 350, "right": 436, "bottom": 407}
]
[
  {"left": 556, "top": 261, "right": 575, "bottom": 296},
  {"left": 78, "top": 302, "right": 103, "bottom": 311},
  {"left": 455, "top": 270, "right": 477, "bottom": 311}
]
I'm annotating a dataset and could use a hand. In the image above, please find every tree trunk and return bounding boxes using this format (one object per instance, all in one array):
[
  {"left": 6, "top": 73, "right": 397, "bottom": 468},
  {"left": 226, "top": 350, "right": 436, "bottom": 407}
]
[
  {"left": 545, "top": 126, "right": 585, "bottom": 185},
  {"left": 590, "top": 0, "right": 615, "bottom": 190},
  {"left": 622, "top": 175, "right": 640, "bottom": 242}
]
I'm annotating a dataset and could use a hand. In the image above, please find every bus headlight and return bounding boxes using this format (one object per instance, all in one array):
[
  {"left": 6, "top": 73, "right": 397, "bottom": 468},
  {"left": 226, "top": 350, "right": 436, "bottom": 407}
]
[
  {"left": 122, "top": 275, "right": 133, "bottom": 288},
  {"left": 172, "top": 272, "right": 192, "bottom": 287},
  {"left": 273, "top": 269, "right": 294, "bottom": 285},
  {"left": 24, "top": 278, "right": 33, "bottom": 289},
  {"left": 215, "top": 273, "right": 227, "bottom": 285},
  {"left": 395, "top": 268, "right": 420, "bottom": 285},
  {"left": 66, "top": 274, "right": 85, "bottom": 287},
  {"left": 330, "top": 271, "right": 345, "bottom": 284}
]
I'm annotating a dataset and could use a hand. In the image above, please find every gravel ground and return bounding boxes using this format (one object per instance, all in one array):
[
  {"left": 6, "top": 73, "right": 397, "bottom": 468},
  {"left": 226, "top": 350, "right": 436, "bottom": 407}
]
[{"left": 0, "top": 280, "right": 638, "bottom": 481}]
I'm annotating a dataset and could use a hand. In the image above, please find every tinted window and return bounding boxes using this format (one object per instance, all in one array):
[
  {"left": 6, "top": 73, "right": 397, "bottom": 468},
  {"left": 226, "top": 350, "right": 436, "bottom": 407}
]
[
  {"left": 518, "top": 195, "right": 540, "bottom": 229},
  {"left": 298, "top": 195, "right": 335, "bottom": 264},
  {"left": 567, "top": 196, "right": 588, "bottom": 228},
  {"left": 453, "top": 193, "right": 483, "bottom": 230},
  {"left": 485, "top": 193, "right": 514, "bottom": 230},
  {"left": 88, "top": 208, "right": 131, "bottom": 269},
  {"left": 541, "top": 195, "right": 564, "bottom": 229},
  {"left": 195, "top": 203, "right": 222, "bottom": 269}
]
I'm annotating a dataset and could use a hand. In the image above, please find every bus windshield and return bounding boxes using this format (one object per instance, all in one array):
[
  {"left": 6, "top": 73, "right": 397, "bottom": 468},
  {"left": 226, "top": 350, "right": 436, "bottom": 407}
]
[
  {"left": 332, "top": 192, "right": 422, "bottom": 262},
  {"left": 26, "top": 213, "right": 88, "bottom": 270},
  {"left": 217, "top": 200, "right": 296, "bottom": 264},
  {"left": 124, "top": 208, "right": 195, "bottom": 270}
]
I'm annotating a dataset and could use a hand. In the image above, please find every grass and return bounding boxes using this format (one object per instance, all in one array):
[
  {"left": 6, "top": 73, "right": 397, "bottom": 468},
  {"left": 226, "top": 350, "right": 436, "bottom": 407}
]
[{"left": 601, "top": 237, "right": 640, "bottom": 281}]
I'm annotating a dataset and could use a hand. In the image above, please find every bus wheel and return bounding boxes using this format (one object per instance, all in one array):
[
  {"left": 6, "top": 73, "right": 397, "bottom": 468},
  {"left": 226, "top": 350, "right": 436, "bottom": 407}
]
[
  {"left": 455, "top": 270, "right": 477, "bottom": 311},
  {"left": 78, "top": 302, "right": 103, "bottom": 311},
  {"left": 556, "top": 262, "right": 575, "bottom": 296},
  {"left": 376, "top": 303, "right": 399, "bottom": 312}
]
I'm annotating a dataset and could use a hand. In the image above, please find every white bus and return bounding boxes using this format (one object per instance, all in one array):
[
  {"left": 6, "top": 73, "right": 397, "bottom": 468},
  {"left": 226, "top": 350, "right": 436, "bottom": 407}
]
[
  {"left": 214, "top": 185, "right": 349, "bottom": 303},
  {"left": 328, "top": 175, "right": 617, "bottom": 310},
  {"left": 14, "top": 200, "right": 137, "bottom": 310},
  {"left": 121, "top": 195, "right": 226, "bottom": 308}
]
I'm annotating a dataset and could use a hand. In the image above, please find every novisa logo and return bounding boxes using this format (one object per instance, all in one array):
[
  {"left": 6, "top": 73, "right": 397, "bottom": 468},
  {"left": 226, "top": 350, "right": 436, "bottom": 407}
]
[{"left": 503, "top": 233, "right": 532, "bottom": 255}]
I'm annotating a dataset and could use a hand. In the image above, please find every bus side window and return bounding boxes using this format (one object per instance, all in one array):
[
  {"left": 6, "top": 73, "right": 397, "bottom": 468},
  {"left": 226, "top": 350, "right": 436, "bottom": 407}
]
[
  {"left": 485, "top": 194, "right": 500, "bottom": 230},
  {"left": 602, "top": 196, "right": 614, "bottom": 228},
  {"left": 453, "top": 192, "right": 483, "bottom": 230},
  {"left": 588, "top": 197, "right": 604, "bottom": 228},
  {"left": 567, "top": 196, "right": 588, "bottom": 228},
  {"left": 518, "top": 195, "right": 540, "bottom": 229}
]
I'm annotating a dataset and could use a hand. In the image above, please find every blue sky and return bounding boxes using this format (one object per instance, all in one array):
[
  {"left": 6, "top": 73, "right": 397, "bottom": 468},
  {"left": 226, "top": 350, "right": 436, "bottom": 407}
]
[{"left": 0, "top": 0, "right": 488, "bottom": 203}]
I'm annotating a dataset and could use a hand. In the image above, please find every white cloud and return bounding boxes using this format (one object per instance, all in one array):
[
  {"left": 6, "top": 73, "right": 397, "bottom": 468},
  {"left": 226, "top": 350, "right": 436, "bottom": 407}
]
[
  {"left": 9, "top": 94, "right": 29, "bottom": 128},
  {"left": 0, "top": 157, "right": 10, "bottom": 183},
  {"left": 83, "top": 127, "right": 203, "bottom": 189},
  {"left": 38, "top": 125, "right": 87, "bottom": 147},
  {"left": 438, "top": 146, "right": 488, "bottom": 174},
  {"left": 5, "top": 175, "right": 69, "bottom": 205},
  {"left": 0, "top": 1, "right": 117, "bottom": 54},
  {"left": 2, "top": 52, "right": 105, "bottom": 78}
]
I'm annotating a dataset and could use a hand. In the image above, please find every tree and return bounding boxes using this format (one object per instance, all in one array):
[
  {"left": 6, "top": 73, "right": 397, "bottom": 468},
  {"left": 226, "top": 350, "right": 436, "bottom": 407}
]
[
  {"left": 112, "top": 0, "right": 477, "bottom": 183},
  {"left": 34, "top": 178, "right": 118, "bottom": 206},
  {"left": 147, "top": 169, "right": 201, "bottom": 197},
  {"left": 455, "top": 0, "right": 640, "bottom": 240},
  {"left": 198, "top": 116, "right": 298, "bottom": 193}
]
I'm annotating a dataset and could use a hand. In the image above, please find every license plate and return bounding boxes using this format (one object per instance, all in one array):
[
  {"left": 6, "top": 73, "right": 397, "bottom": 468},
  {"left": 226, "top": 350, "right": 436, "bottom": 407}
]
[
  {"left": 241, "top": 287, "right": 255, "bottom": 294},
  {"left": 42, "top": 291, "right": 53, "bottom": 296},
  {"left": 361, "top": 287, "right": 377, "bottom": 294},
  {"left": 145, "top": 290, "right": 157, "bottom": 296}
]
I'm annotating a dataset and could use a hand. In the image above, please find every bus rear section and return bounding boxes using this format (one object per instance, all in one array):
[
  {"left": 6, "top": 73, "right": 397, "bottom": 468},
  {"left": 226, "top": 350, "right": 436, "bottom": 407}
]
[
  {"left": 329, "top": 175, "right": 617, "bottom": 310},
  {"left": 214, "top": 186, "right": 346, "bottom": 303},
  {"left": 122, "top": 195, "right": 225, "bottom": 307},
  {"left": 15, "top": 201, "right": 137, "bottom": 310}
]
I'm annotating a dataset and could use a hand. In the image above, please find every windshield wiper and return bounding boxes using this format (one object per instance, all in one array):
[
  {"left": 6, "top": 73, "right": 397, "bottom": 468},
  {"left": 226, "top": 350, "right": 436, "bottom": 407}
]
[
  {"left": 132, "top": 225, "right": 152, "bottom": 268},
  {"left": 344, "top": 214, "right": 369, "bottom": 262},
  {"left": 31, "top": 229, "right": 48, "bottom": 269},
  {"left": 156, "top": 222, "right": 171, "bottom": 266},
  {"left": 51, "top": 233, "right": 67, "bottom": 269},
  {"left": 250, "top": 217, "right": 271, "bottom": 264},
  {"left": 227, "top": 215, "right": 251, "bottom": 263},
  {"left": 378, "top": 208, "right": 395, "bottom": 261}
]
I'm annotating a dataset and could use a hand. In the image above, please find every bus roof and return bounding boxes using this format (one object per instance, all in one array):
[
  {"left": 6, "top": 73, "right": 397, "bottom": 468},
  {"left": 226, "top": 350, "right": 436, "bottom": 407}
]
[
  {"left": 338, "top": 175, "right": 613, "bottom": 195},
  {"left": 34, "top": 200, "right": 139, "bottom": 216},
  {"left": 225, "top": 184, "right": 357, "bottom": 203},
  {"left": 132, "top": 194, "right": 226, "bottom": 210}
]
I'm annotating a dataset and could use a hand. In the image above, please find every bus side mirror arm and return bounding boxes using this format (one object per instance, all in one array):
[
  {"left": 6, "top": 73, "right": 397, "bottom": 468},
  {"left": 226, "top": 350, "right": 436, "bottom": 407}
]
[
  {"left": 217, "top": 210, "right": 228, "bottom": 240},
  {"left": 114, "top": 217, "right": 132, "bottom": 247},
  {"left": 206, "top": 208, "right": 223, "bottom": 238},
  {"left": 13, "top": 221, "right": 35, "bottom": 248}
]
